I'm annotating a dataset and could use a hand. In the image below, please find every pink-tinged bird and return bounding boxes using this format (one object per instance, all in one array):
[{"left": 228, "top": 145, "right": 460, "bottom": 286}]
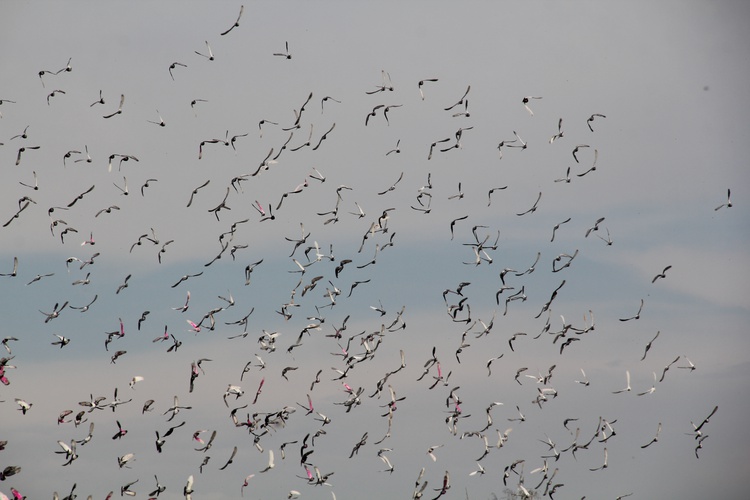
[
  {"left": 112, "top": 420, "right": 128, "bottom": 439},
  {"left": 241, "top": 474, "right": 254, "bottom": 496},
  {"left": 253, "top": 378, "right": 265, "bottom": 404},
  {"left": 187, "top": 319, "right": 201, "bottom": 333}
]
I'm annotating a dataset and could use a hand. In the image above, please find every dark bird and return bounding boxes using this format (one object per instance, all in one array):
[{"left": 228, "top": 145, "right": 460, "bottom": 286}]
[
  {"left": 445, "top": 85, "right": 470, "bottom": 111},
  {"left": 220, "top": 5, "right": 244, "bottom": 35},
  {"left": 587, "top": 113, "right": 606, "bottom": 132},
  {"left": 418, "top": 78, "right": 438, "bottom": 100},
  {"left": 169, "top": 62, "right": 187, "bottom": 80},
  {"left": 652, "top": 265, "right": 673, "bottom": 283},
  {"left": 714, "top": 189, "right": 732, "bottom": 211},
  {"left": 273, "top": 41, "right": 292, "bottom": 59}
]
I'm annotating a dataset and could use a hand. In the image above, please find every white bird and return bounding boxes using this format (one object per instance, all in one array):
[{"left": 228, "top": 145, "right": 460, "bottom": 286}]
[
  {"left": 589, "top": 447, "right": 608, "bottom": 471},
  {"left": 612, "top": 370, "right": 631, "bottom": 394},
  {"left": 259, "top": 449, "right": 275, "bottom": 473},
  {"left": 637, "top": 372, "right": 657, "bottom": 396},
  {"left": 575, "top": 368, "right": 590, "bottom": 386},
  {"left": 427, "top": 444, "right": 443, "bottom": 462},
  {"left": 224, "top": 384, "right": 244, "bottom": 406},
  {"left": 184, "top": 474, "right": 194, "bottom": 499},
  {"left": 129, "top": 376, "right": 144, "bottom": 389}
]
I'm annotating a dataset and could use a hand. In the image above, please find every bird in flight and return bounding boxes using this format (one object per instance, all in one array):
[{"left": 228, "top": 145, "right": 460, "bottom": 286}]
[{"left": 221, "top": 5, "right": 244, "bottom": 35}]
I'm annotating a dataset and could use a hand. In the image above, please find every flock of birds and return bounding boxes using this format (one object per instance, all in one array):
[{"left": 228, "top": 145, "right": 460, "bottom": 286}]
[{"left": 0, "top": 5, "right": 731, "bottom": 500}]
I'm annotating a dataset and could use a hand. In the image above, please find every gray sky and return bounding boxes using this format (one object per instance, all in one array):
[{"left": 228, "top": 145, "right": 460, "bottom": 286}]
[{"left": 1, "top": 1, "right": 749, "bottom": 499}]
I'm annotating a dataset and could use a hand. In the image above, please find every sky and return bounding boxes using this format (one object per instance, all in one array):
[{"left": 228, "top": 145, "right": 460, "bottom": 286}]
[{"left": 1, "top": 1, "right": 749, "bottom": 499}]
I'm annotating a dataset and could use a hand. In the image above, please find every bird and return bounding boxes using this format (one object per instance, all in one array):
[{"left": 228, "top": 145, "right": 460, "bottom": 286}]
[
  {"left": 147, "top": 110, "right": 166, "bottom": 126},
  {"left": 427, "top": 444, "right": 443, "bottom": 462},
  {"left": 10, "top": 125, "right": 29, "bottom": 140},
  {"left": 714, "top": 189, "right": 732, "bottom": 210},
  {"left": 26, "top": 272, "right": 54, "bottom": 286},
  {"left": 418, "top": 78, "right": 438, "bottom": 100},
  {"left": 575, "top": 368, "right": 590, "bottom": 386},
  {"left": 195, "top": 40, "right": 215, "bottom": 60},
  {"left": 612, "top": 370, "right": 631, "bottom": 394},
  {"left": 46, "top": 89, "right": 66, "bottom": 105},
  {"left": 15, "top": 145, "right": 41, "bottom": 165},
  {"left": 517, "top": 192, "right": 542, "bottom": 216},
  {"left": 595, "top": 227, "right": 613, "bottom": 245},
  {"left": 19, "top": 170, "right": 39, "bottom": 190},
  {"left": 0, "top": 257, "right": 18, "bottom": 277},
  {"left": 383, "top": 104, "right": 402, "bottom": 125},
  {"left": 39, "top": 301, "right": 69, "bottom": 323},
  {"left": 103, "top": 94, "right": 125, "bottom": 118},
  {"left": 678, "top": 356, "right": 696, "bottom": 371},
  {"left": 522, "top": 96, "right": 542, "bottom": 115},
  {"left": 584, "top": 217, "right": 605, "bottom": 237},
  {"left": 377, "top": 172, "right": 404, "bottom": 195},
  {"left": 184, "top": 475, "right": 194, "bottom": 499},
  {"left": 169, "top": 62, "right": 187, "bottom": 80},
  {"left": 70, "top": 294, "right": 98, "bottom": 312},
  {"left": 550, "top": 218, "right": 571, "bottom": 242},
  {"left": 589, "top": 447, "right": 608, "bottom": 471},
  {"left": 367, "top": 69, "right": 394, "bottom": 94},
  {"left": 129, "top": 376, "right": 144, "bottom": 389},
  {"left": 116, "top": 274, "right": 131, "bottom": 294},
  {"left": 112, "top": 420, "right": 128, "bottom": 439},
  {"left": 619, "top": 299, "right": 644, "bottom": 321},
  {"left": 259, "top": 449, "right": 275, "bottom": 473},
  {"left": 572, "top": 144, "right": 589, "bottom": 163},
  {"left": 219, "top": 446, "right": 238, "bottom": 470},
  {"left": 273, "top": 41, "right": 292, "bottom": 59},
  {"left": 449, "top": 215, "right": 469, "bottom": 241},
  {"left": 148, "top": 475, "right": 167, "bottom": 497},
  {"left": 89, "top": 89, "right": 105, "bottom": 107},
  {"left": 554, "top": 166, "right": 571, "bottom": 183},
  {"left": 140, "top": 178, "right": 158, "bottom": 196},
  {"left": 312, "top": 123, "right": 336, "bottom": 150},
  {"left": 549, "top": 118, "right": 564, "bottom": 143},
  {"left": 487, "top": 186, "right": 508, "bottom": 206},
  {"left": 51, "top": 334, "right": 71, "bottom": 348},
  {"left": 587, "top": 113, "right": 606, "bottom": 132},
  {"left": 576, "top": 148, "right": 599, "bottom": 177},
  {"left": 220, "top": 4, "right": 244, "bottom": 35},
  {"left": 445, "top": 85, "right": 470, "bottom": 111},
  {"left": 1, "top": 337, "right": 18, "bottom": 354},
  {"left": 187, "top": 179, "right": 210, "bottom": 207},
  {"left": 15, "top": 398, "right": 32, "bottom": 414},
  {"left": 95, "top": 205, "right": 120, "bottom": 217},
  {"left": 385, "top": 139, "right": 401, "bottom": 156},
  {"left": 658, "top": 355, "right": 681, "bottom": 382},
  {"left": 652, "top": 265, "right": 673, "bottom": 283},
  {"left": 637, "top": 372, "right": 658, "bottom": 396}
]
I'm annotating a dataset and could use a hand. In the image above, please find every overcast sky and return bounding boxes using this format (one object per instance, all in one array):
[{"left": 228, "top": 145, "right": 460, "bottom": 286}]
[{"left": 1, "top": 1, "right": 749, "bottom": 499}]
